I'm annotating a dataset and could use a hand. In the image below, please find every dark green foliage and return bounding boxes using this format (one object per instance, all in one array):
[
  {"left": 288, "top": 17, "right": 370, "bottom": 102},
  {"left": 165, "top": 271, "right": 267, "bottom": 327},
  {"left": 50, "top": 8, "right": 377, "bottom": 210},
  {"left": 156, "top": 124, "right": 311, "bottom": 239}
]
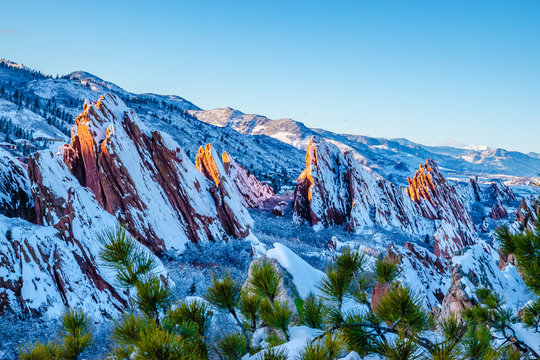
[
  {"left": 335, "top": 247, "right": 365, "bottom": 276},
  {"left": 440, "top": 315, "right": 461, "bottom": 341},
  {"left": 299, "top": 334, "right": 344, "bottom": 360},
  {"left": 260, "top": 300, "right": 293, "bottom": 340},
  {"left": 374, "top": 257, "right": 400, "bottom": 284},
  {"left": 112, "top": 313, "right": 150, "bottom": 346},
  {"left": 265, "top": 332, "right": 286, "bottom": 347},
  {"left": 205, "top": 272, "right": 249, "bottom": 353},
  {"left": 134, "top": 276, "right": 172, "bottom": 321},
  {"left": 319, "top": 265, "right": 352, "bottom": 309},
  {"left": 167, "top": 300, "right": 212, "bottom": 338},
  {"left": 522, "top": 298, "right": 540, "bottom": 331},
  {"left": 374, "top": 335, "right": 421, "bottom": 360},
  {"left": 496, "top": 223, "right": 540, "bottom": 295},
  {"left": 58, "top": 309, "right": 93, "bottom": 360},
  {"left": 99, "top": 226, "right": 157, "bottom": 289},
  {"left": 247, "top": 261, "right": 280, "bottom": 302},
  {"left": 298, "top": 293, "right": 325, "bottom": 330},
  {"left": 460, "top": 326, "right": 497, "bottom": 360},
  {"left": 133, "top": 326, "right": 187, "bottom": 360},
  {"left": 351, "top": 272, "right": 372, "bottom": 305},
  {"left": 430, "top": 340, "right": 461, "bottom": 360},
  {"left": 256, "top": 347, "right": 288, "bottom": 360},
  {"left": 217, "top": 333, "right": 247, "bottom": 360},
  {"left": 297, "top": 293, "right": 325, "bottom": 329},
  {"left": 374, "top": 285, "right": 429, "bottom": 332},
  {"left": 19, "top": 342, "right": 60, "bottom": 360},
  {"left": 19, "top": 309, "right": 92, "bottom": 360},
  {"left": 298, "top": 341, "right": 331, "bottom": 360},
  {"left": 339, "top": 311, "right": 377, "bottom": 356},
  {"left": 205, "top": 273, "right": 241, "bottom": 312},
  {"left": 108, "top": 345, "right": 136, "bottom": 360},
  {"left": 239, "top": 292, "right": 260, "bottom": 330}
]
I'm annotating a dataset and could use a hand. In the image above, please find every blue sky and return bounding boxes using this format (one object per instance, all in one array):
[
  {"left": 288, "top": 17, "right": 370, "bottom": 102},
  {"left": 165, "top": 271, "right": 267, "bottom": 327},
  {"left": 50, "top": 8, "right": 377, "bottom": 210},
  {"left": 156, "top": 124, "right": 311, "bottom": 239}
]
[{"left": 1, "top": 0, "right": 539, "bottom": 153}]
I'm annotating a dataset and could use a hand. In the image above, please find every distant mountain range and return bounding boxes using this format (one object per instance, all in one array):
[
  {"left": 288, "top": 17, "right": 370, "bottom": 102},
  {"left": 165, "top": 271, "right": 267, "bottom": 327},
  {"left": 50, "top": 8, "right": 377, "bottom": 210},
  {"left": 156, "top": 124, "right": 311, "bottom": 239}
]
[{"left": 1, "top": 58, "right": 539, "bottom": 189}]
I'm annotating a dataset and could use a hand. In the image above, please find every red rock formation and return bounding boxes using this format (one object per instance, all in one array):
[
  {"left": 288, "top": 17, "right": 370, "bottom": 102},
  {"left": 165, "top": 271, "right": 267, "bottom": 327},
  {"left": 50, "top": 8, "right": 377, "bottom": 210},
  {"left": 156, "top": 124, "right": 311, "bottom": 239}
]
[
  {"left": 406, "top": 161, "right": 477, "bottom": 258},
  {"left": 293, "top": 138, "right": 477, "bottom": 259},
  {"left": 1, "top": 151, "right": 132, "bottom": 315},
  {"left": 490, "top": 201, "right": 508, "bottom": 220},
  {"left": 514, "top": 196, "right": 539, "bottom": 231},
  {"left": 371, "top": 283, "right": 390, "bottom": 312},
  {"left": 221, "top": 151, "right": 275, "bottom": 208},
  {"left": 59, "top": 94, "right": 253, "bottom": 254},
  {"left": 489, "top": 180, "right": 517, "bottom": 204},
  {"left": 292, "top": 138, "right": 351, "bottom": 227},
  {"left": 469, "top": 177, "right": 483, "bottom": 203},
  {"left": 195, "top": 144, "right": 253, "bottom": 239},
  {"left": 387, "top": 242, "right": 449, "bottom": 306},
  {"left": 441, "top": 265, "right": 476, "bottom": 319}
]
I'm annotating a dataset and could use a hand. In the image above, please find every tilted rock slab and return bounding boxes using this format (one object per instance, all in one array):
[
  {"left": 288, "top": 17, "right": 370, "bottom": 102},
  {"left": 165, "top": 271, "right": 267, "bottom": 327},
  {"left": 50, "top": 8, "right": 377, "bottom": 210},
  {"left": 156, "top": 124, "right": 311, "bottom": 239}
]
[
  {"left": 60, "top": 94, "right": 254, "bottom": 254},
  {"left": 222, "top": 151, "right": 274, "bottom": 208},
  {"left": 293, "top": 137, "right": 477, "bottom": 258},
  {"left": 1, "top": 150, "right": 167, "bottom": 316}
]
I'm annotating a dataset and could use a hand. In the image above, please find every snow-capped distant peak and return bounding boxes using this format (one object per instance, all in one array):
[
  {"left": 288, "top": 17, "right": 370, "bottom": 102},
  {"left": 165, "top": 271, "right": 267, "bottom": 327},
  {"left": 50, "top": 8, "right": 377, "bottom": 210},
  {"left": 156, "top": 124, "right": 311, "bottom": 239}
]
[{"left": 464, "top": 144, "right": 490, "bottom": 151}]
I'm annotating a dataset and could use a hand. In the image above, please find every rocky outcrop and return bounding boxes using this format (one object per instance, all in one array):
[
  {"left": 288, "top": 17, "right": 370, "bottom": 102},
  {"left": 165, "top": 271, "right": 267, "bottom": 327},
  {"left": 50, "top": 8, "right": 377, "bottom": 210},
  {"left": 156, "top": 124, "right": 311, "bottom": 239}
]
[
  {"left": 1, "top": 150, "right": 168, "bottom": 316},
  {"left": 405, "top": 161, "right": 477, "bottom": 258},
  {"left": 242, "top": 256, "right": 300, "bottom": 317},
  {"left": 292, "top": 138, "right": 431, "bottom": 234},
  {"left": 514, "top": 196, "right": 538, "bottom": 231},
  {"left": 59, "top": 94, "right": 254, "bottom": 254},
  {"left": 293, "top": 138, "right": 350, "bottom": 228},
  {"left": 293, "top": 137, "right": 477, "bottom": 258},
  {"left": 0, "top": 149, "right": 34, "bottom": 221},
  {"left": 490, "top": 201, "right": 508, "bottom": 220},
  {"left": 488, "top": 180, "right": 517, "bottom": 204},
  {"left": 387, "top": 242, "right": 449, "bottom": 308},
  {"left": 272, "top": 201, "right": 287, "bottom": 216},
  {"left": 195, "top": 144, "right": 254, "bottom": 239},
  {"left": 221, "top": 152, "right": 275, "bottom": 208},
  {"left": 441, "top": 265, "right": 475, "bottom": 319},
  {"left": 195, "top": 146, "right": 274, "bottom": 209},
  {"left": 371, "top": 283, "right": 390, "bottom": 312}
]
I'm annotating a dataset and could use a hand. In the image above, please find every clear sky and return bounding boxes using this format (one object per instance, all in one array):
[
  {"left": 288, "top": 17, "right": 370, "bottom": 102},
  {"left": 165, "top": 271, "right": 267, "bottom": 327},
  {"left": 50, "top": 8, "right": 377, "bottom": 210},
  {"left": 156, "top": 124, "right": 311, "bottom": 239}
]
[{"left": 1, "top": 1, "right": 539, "bottom": 153}]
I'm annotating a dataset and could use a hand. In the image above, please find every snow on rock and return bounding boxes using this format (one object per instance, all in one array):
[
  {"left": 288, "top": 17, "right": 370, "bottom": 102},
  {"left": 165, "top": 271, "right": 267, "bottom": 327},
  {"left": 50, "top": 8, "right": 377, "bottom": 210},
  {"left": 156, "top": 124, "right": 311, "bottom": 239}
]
[
  {"left": 0, "top": 149, "right": 171, "bottom": 317},
  {"left": 513, "top": 196, "right": 539, "bottom": 232},
  {"left": 0, "top": 215, "right": 125, "bottom": 318},
  {"left": 388, "top": 242, "right": 450, "bottom": 309},
  {"left": 405, "top": 160, "right": 477, "bottom": 258},
  {"left": 0, "top": 148, "right": 34, "bottom": 221},
  {"left": 489, "top": 201, "right": 508, "bottom": 220},
  {"left": 446, "top": 241, "right": 533, "bottom": 314},
  {"left": 222, "top": 151, "right": 275, "bottom": 208},
  {"left": 387, "top": 238, "right": 532, "bottom": 316},
  {"left": 59, "top": 94, "right": 254, "bottom": 254},
  {"left": 488, "top": 179, "right": 517, "bottom": 204},
  {"left": 195, "top": 143, "right": 254, "bottom": 239},
  {"left": 266, "top": 242, "right": 325, "bottom": 299},
  {"left": 293, "top": 137, "right": 477, "bottom": 259}
]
